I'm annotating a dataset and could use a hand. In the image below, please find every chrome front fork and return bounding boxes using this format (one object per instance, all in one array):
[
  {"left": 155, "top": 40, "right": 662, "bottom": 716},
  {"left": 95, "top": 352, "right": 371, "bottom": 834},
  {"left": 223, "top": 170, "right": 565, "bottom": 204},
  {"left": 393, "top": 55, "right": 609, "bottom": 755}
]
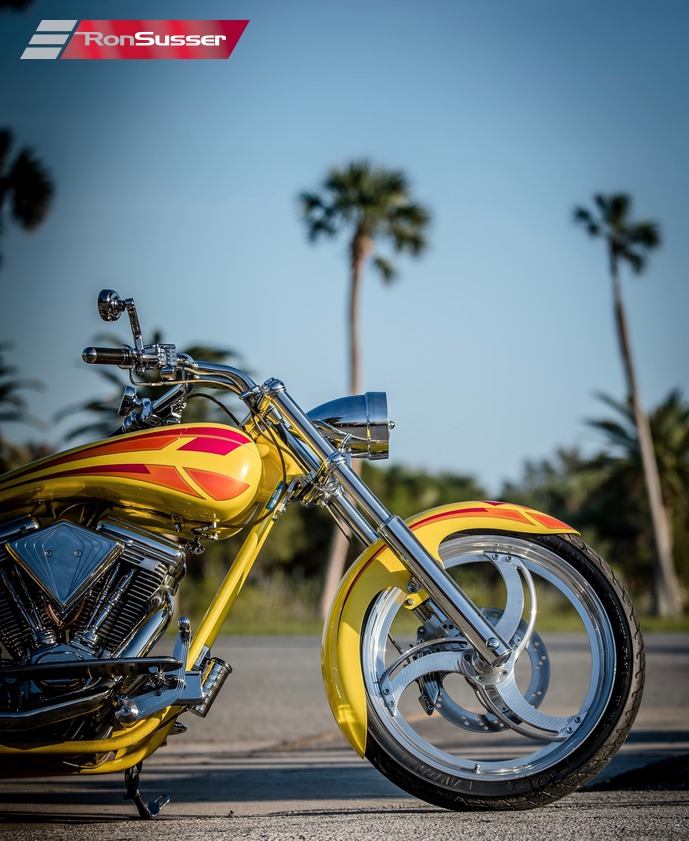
[{"left": 261, "top": 379, "right": 511, "bottom": 667}]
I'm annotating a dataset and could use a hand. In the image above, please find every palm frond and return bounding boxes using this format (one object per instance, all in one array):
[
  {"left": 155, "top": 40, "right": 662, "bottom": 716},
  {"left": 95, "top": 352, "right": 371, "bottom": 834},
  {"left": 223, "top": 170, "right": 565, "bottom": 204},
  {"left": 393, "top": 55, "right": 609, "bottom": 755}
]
[
  {"left": 575, "top": 192, "right": 660, "bottom": 275},
  {"left": 299, "top": 191, "right": 338, "bottom": 240},
  {"left": 593, "top": 391, "right": 634, "bottom": 420},
  {"left": 63, "top": 420, "right": 118, "bottom": 442},
  {"left": 390, "top": 226, "right": 427, "bottom": 256},
  {"left": 7, "top": 147, "right": 54, "bottom": 230},
  {"left": 183, "top": 343, "right": 240, "bottom": 364},
  {"left": 623, "top": 247, "right": 645, "bottom": 275},
  {"left": 593, "top": 193, "right": 613, "bottom": 219},
  {"left": 53, "top": 398, "right": 118, "bottom": 424},
  {"left": 572, "top": 206, "right": 599, "bottom": 237},
  {"left": 0, "top": 128, "right": 12, "bottom": 173},
  {"left": 308, "top": 217, "right": 337, "bottom": 241},
  {"left": 628, "top": 221, "right": 661, "bottom": 250},
  {"left": 607, "top": 193, "right": 631, "bottom": 228},
  {"left": 0, "top": 344, "right": 43, "bottom": 428},
  {"left": 0, "top": 409, "right": 25, "bottom": 423},
  {"left": 372, "top": 255, "right": 396, "bottom": 284},
  {"left": 299, "top": 159, "right": 429, "bottom": 281},
  {"left": 0, "top": 0, "right": 37, "bottom": 11}
]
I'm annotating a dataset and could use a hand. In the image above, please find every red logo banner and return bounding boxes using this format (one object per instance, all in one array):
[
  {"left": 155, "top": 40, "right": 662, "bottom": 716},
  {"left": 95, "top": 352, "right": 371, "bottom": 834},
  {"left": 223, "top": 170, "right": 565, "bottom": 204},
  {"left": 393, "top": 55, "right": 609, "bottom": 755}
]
[{"left": 59, "top": 20, "right": 249, "bottom": 60}]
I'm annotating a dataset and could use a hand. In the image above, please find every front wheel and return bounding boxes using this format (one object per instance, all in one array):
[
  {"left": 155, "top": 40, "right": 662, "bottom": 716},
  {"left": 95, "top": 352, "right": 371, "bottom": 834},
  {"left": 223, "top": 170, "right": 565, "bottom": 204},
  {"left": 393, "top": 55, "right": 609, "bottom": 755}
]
[{"left": 362, "top": 532, "right": 644, "bottom": 810}]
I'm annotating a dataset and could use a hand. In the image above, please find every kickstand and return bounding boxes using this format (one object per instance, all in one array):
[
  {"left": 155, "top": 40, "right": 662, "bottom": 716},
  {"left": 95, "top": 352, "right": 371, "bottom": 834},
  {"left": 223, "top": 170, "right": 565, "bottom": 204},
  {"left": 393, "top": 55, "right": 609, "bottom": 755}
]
[{"left": 124, "top": 761, "right": 170, "bottom": 819}]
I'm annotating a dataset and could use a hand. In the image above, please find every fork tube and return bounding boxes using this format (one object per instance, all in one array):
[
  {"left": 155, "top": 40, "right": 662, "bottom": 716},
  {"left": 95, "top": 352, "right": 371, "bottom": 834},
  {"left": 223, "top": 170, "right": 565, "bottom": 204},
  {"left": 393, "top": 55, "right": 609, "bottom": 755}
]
[
  {"left": 325, "top": 488, "right": 379, "bottom": 551},
  {"left": 264, "top": 380, "right": 511, "bottom": 666}
]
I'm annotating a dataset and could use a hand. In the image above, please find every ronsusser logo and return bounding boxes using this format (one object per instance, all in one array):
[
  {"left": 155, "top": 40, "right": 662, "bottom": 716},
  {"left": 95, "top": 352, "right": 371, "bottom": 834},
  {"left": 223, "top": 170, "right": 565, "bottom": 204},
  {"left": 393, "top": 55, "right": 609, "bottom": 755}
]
[{"left": 21, "top": 20, "right": 249, "bottom": 60}]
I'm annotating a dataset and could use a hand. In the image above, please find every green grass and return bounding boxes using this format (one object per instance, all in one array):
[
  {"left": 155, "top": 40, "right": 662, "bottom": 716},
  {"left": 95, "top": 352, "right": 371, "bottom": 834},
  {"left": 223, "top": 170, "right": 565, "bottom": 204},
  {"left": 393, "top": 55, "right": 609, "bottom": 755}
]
[
  {"left": 221, "top": 617, "right": 325, "bottom": 636},
  {"left": 175, "top": 570, "right": 689, "bottom": 637},
  {"left": 638, "top": 614, "right": 689, "bottom": 633},
  {"left": 207, "top": 610, "right": 689, "bottom": 637}
]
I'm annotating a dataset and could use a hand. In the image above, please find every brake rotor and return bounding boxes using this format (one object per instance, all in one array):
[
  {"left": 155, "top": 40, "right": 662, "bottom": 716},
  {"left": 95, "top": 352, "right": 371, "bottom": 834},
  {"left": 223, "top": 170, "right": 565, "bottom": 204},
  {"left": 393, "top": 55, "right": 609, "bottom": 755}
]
[{"left": 431, "top": 610, "right": 551, "bottom": 733}]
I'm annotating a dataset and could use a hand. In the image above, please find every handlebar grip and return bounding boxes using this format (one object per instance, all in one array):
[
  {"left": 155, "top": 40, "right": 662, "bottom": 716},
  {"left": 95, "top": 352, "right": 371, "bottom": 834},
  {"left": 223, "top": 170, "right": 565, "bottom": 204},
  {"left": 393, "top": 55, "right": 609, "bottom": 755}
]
[{"left": 82, "top": 346, "right": 133, "bottom": 366}]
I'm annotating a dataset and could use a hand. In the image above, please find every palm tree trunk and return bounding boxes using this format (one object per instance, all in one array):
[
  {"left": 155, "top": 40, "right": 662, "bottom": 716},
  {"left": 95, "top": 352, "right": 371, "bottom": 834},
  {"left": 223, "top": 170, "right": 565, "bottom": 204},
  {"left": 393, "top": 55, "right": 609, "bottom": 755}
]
[
  {"left": 319, "top": 246, "right": 367, "bottom": 619},
  {"left": 610, "top": 251, "right": 682, "bottom": 617},
  {"left": 347, "top": 247, "right": 363, "bottom": 394}
]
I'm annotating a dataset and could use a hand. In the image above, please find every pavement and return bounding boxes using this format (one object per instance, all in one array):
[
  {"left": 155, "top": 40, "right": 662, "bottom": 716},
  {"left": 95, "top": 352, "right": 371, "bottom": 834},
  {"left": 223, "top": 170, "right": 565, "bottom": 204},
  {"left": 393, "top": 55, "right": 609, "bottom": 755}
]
[{"left": 0, "top": 633, "right": 687, "bottom": 839}]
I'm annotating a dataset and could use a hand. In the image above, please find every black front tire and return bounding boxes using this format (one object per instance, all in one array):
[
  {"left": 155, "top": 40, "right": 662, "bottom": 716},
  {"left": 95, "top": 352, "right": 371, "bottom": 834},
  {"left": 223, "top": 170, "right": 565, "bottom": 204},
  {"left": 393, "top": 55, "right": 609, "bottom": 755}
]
[{"left": 362, "top": 533, "right": 645, "bottom": 810}]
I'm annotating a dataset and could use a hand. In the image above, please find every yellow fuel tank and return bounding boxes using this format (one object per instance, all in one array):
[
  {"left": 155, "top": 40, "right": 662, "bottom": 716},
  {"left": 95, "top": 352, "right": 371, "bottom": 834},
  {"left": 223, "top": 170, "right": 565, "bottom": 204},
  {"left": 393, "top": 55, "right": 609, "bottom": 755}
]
[{"left": 0, "top": 424, "right": 264, "bottom": 539}]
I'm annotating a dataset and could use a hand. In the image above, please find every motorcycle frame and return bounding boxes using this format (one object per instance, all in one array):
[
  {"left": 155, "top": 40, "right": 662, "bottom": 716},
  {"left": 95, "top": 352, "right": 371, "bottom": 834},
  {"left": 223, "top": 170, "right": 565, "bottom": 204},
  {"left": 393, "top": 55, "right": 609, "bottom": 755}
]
[{"left": 0, "top": 354, "right": 574, "bottom": 775}]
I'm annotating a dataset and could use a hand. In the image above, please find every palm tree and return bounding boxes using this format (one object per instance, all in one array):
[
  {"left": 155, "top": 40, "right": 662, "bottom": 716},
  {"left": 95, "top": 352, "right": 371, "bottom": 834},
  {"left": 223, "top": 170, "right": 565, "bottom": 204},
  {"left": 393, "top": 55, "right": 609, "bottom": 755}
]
[
  {"left": 587, "top": 391, "right": 689, "bottom": 602},
  {"left": 650, "top": 391, "right": 689, "bottom": 522},
  {"left": 299, "top": 159, "right": 431, "bottom": 615},
  {"left": 0, "top": 1, "right": 36, "bottom": 11},
  {"left": 299, "top": 159, "right": 430, "bottom": 398},
  {"left": 0, "top": 0, "right": 33, "bottom": 12},
  {"left": 0, "top": 343, "right": 46, "bottom": 472},
  {"left": 0, "top": 128, "right": 54, "bottom": 268},
  {"left": 574, "top": 193, "right": 682, "bottom": 616}
]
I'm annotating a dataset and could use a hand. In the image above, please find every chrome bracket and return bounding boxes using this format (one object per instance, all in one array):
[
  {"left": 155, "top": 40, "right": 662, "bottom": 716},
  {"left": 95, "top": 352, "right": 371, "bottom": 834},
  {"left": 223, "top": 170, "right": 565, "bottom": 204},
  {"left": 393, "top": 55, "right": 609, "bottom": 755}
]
[{"left": 114, "top": 618, "right": 203, "bottom": 726}]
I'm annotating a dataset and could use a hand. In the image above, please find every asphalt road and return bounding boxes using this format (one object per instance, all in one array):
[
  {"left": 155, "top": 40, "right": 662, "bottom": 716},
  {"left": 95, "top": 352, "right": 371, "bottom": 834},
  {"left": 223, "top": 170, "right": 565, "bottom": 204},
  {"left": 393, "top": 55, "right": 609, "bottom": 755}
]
[{"left": 0, "top": 633, "right": 687, "bottom": 840}]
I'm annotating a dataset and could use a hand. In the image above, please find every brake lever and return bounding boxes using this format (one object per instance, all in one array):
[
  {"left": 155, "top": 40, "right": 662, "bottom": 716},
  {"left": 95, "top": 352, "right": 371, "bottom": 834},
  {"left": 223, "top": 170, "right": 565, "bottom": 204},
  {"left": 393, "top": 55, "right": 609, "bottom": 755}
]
[{"left": 112, "top": 379, "right": 194, "bottom": 435}]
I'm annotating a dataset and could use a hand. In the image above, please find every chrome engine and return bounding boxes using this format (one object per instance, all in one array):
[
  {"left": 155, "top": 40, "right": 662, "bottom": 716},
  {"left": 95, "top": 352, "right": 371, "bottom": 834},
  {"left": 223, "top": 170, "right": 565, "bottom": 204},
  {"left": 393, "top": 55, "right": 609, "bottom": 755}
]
[{"left": 0, "top": 515, "right": 188, "bottom": 739}]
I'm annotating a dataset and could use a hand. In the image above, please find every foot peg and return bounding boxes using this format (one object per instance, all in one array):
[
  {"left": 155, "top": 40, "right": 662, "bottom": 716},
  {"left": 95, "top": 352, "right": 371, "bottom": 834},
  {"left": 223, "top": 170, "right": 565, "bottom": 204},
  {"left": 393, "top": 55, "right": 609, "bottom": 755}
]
[{"left": 124, "top": 761, "right": 170, "bottom": 819}]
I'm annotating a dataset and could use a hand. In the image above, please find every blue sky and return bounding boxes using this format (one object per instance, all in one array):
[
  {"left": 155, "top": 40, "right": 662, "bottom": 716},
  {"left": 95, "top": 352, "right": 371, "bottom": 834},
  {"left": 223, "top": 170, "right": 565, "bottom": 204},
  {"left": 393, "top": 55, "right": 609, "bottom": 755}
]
[{"left": 1, "top": 0, "right": 687, "bottom": 494}]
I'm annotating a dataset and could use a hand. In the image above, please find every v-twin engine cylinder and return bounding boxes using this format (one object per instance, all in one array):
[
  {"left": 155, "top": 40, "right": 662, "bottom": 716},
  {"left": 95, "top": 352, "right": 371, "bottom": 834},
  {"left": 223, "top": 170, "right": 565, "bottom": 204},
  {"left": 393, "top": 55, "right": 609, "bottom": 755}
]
[{"left": 0, "top": 515, "right": 187, "bottom": 735}]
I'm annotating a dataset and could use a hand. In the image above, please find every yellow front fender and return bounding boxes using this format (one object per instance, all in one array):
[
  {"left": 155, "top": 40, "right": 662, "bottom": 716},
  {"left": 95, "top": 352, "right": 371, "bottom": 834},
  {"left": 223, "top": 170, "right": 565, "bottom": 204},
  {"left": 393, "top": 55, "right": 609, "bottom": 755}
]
[{"left": 321, "top": 501, "right": 577, "bottom": 757}]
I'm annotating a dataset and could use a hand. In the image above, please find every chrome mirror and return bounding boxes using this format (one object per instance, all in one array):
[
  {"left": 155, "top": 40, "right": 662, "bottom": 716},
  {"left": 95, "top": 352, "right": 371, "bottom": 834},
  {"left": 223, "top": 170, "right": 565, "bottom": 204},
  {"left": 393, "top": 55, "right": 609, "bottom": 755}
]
[
  {"left": 307, "top": 392, "right": 393, "bottom": 460},
  {"left": 97, "top": 289, "right": 144, "bottom": 352},
  {"left": 97, "top": 289, "right": 126, "bottom": 322}
]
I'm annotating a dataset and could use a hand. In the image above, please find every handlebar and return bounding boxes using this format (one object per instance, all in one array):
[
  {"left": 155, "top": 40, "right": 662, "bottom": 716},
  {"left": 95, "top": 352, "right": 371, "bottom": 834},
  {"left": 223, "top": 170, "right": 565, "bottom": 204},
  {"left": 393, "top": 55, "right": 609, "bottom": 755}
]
[
  {"left": 82, "top": 343, "right": 176, "bottom": 375},
  {"left": 82, "top": 346, "right": 133, "bottom": 366},
  {"left": 82, "top": 342, "right": 259, "bottom": 401}
]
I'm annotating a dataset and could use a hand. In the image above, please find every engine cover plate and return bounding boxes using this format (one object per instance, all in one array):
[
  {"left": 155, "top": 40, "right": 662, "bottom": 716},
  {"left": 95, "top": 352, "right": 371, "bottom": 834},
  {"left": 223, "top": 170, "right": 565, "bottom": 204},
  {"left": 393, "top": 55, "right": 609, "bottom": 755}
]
[{"left": 6, "top": 521, "right": 122, "bottom": 614}]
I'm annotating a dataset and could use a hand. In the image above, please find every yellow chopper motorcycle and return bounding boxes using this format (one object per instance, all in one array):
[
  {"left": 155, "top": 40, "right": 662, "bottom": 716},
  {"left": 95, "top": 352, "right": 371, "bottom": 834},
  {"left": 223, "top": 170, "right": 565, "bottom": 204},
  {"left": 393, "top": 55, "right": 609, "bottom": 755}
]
[{"left": 0, "top": 290, "right": 644, "bottom": 817}]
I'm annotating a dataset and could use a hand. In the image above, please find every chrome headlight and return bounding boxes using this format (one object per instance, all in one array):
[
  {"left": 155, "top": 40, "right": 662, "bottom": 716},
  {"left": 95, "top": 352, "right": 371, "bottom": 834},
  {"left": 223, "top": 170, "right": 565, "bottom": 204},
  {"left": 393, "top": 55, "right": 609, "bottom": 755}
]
[{"left": 307, "top": 392, "right": 393, "bottom": 460}]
